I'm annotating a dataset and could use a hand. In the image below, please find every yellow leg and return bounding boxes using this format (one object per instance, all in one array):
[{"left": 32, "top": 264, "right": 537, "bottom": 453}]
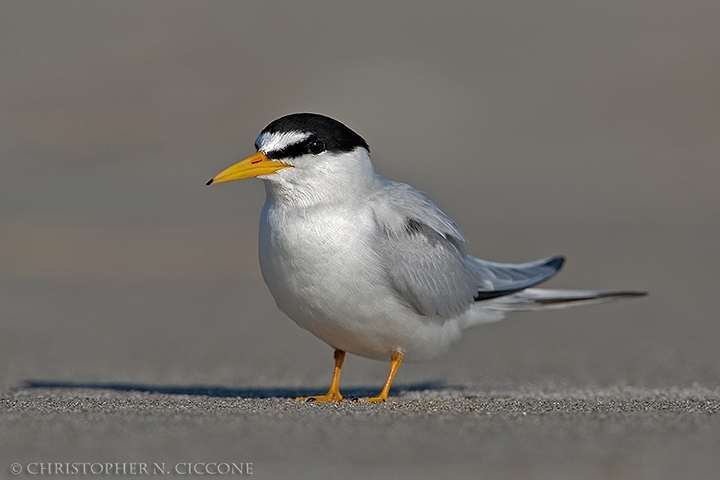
[
  {"left": 366, "top": 350, "right": 404, "bottom": 403},
  {"left": 296, "top": 349, "right": 345, "bottom": 402}
]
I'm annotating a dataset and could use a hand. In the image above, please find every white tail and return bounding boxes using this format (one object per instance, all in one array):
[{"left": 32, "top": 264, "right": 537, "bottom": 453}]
[{"left": 484, "top": 288, "right": 647, "bottom": 312}]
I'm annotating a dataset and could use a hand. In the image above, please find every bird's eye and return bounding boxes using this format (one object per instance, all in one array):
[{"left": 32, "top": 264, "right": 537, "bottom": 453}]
[{"left": 307, "top": 140, "right": 326, "bottom": 155}]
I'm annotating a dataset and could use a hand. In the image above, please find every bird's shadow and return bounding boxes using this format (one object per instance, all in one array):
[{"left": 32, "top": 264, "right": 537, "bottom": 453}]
[{"left": 20, "top": 380, "right": 447, "bottom": 399}]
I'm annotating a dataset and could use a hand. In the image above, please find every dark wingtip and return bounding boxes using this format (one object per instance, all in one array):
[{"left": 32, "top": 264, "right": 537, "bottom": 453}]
[
  {"left": 474, "top": 255, "right": 568, "bottom": 302},
  {"left": 547, "top": 256, "right": 565, "bottom": 271},
  {"left": 609, "top": 291, "right": 648, "bottom": 298},
  {"left": 205, "top": 178, "right": 214, "bottom": 186},
  {"left": 537, "top": 290, "right": 647, "bottom": 305}
]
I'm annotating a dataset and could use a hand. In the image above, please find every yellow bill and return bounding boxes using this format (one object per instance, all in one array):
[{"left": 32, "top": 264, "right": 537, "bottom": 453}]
[{"left": 206, "top": 151, "right": 291, "bottom": 185}]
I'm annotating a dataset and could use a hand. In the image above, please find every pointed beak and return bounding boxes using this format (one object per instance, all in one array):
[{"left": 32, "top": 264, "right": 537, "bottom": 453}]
[{"left": 206, "top": 151, "right": 292, "bottom": 185}]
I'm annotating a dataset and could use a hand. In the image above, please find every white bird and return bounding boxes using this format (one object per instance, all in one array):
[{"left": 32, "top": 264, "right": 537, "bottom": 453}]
[{"left": 207, "top": 113, "right": 645, "bottom": 402}]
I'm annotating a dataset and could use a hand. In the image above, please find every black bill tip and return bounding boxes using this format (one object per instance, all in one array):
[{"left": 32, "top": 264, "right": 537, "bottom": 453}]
[{"left": 205, "top": 178, "right": 214, "bottom": 186}]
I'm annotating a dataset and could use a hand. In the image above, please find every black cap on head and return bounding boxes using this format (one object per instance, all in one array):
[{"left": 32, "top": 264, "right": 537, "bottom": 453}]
[{"left": 260, "top": 113, "right": 369, "bottom": 159}]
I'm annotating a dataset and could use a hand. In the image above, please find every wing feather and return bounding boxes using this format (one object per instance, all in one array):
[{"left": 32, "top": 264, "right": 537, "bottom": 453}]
[
  {"left": 469, "top": 256, "right": 565, "bottom": 300},
  {"left": 370, "top": 180, "right": 474, "bottom": 319},
  {"left": 368, "top": 179, "right": 568, "bottom": 318}
]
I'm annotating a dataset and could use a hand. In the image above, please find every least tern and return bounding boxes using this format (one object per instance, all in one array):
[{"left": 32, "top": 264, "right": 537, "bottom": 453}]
[{"left": 207, "top": 113, "right": 645, "bottom": 402}]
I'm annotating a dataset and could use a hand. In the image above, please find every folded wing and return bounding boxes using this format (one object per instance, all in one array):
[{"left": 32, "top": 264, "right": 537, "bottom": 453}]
[
  {"left": 370, "top": 180, "right": 568, "bottom": 319},
  {"left": 469, "top": 256, "right": 565, "bottom": 300}
]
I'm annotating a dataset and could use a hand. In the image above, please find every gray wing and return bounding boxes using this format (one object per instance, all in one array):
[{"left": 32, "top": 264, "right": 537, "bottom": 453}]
[
  {"left": 370, "top": 181, "right": 475, "bottom": 319},
  {"left": 370, "top": 180, "right": 565, "bottom": 318},
  {"left": 469, "top": 256, "right": 565, "bottom": 300}
]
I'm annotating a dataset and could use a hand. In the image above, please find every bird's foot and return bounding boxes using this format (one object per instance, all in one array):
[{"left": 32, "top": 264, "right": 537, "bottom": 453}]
[
  {"left": 364, "top": 393, "right": 388, "bottom": 403},
  {"left": 295, "top": 391, "right": 344, "bottom": 403},
  {"left": 363, "top": 350, "right": 403, "bottom": 403}
]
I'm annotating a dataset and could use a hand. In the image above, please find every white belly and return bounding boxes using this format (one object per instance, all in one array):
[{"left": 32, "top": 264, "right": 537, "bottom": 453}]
[{"left": 258, "top": 201, "right": 462, "bottom": 361}]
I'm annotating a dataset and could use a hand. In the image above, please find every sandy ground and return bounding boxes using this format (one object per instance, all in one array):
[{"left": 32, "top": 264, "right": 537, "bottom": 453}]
[{"left": 3, "top": 385, "right": 720, "bottom": 479}]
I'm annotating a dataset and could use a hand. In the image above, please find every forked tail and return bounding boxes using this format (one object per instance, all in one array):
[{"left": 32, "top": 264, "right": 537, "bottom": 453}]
[{"left": 484, "top": 288, "right": 647, "bottom": 312}]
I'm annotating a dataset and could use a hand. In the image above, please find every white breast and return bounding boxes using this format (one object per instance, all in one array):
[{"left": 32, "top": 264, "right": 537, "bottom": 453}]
[{"left": 257, "top": 199, "right": 463, "bottom": 361}]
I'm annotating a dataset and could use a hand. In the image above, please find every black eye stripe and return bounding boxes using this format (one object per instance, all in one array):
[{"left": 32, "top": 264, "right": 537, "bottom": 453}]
[
  {"left": 265, "top": 140, "right": 311, "bottom": 160},
  {"left": 260, "top": 114, "right": 370, "bottom": 159},
  {"left": 307, "top": 140, "right": 326, "bottom": 154},
  {"left": 265, "top": 137, "right": 327, "bottom": 159}
]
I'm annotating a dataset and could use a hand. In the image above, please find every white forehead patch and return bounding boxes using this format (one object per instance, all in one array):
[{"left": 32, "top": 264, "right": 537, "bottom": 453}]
[{"left": 255, "top": 131, "right": 312, "bottom": 153}]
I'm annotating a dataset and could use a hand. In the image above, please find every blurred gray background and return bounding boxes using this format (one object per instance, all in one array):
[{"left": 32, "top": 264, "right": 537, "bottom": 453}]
[{"left": 1, "top": 1, "right": 719, "bottom": 478}]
